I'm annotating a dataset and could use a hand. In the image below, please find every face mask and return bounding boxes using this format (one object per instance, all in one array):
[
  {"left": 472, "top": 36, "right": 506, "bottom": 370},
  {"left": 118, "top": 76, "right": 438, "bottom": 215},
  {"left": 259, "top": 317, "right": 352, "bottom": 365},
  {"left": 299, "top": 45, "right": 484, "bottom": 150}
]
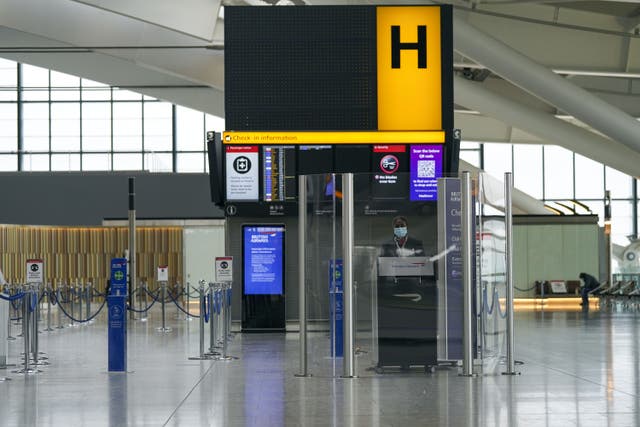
[{"left": 394, "top": 227, "right": 407, "bottom": 238}]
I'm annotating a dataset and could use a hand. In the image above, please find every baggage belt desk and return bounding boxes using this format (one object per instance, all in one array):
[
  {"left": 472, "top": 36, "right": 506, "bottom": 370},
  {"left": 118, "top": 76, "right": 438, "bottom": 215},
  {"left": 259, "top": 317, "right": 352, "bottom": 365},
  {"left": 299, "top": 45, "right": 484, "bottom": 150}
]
[{"left": 376, "top": 256, "right": 438, "bottom": 370}]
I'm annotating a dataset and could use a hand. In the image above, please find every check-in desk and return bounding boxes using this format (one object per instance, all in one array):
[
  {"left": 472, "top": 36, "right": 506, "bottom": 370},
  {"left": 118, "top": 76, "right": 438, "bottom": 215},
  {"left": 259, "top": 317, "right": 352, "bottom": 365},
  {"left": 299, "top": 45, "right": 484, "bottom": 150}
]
[{"left": 376, "top": 256, "right": 437, "bottom": 370}]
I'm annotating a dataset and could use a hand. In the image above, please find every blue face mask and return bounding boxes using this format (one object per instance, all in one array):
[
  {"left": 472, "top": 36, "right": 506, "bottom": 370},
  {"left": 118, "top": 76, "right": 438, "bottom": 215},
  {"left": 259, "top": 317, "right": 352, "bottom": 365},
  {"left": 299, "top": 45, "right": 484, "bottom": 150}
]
[{"left": 394, "top": 227, "right": 407, "bottom": 238}]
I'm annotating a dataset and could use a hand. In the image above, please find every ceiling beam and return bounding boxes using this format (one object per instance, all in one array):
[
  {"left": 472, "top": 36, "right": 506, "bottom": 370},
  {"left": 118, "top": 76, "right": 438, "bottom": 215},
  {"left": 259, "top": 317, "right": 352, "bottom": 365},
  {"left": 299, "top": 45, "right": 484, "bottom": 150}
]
[
  {"left": 454, "top": 75, "right": 640, "bottom": 178},
  {"left": 454, "top": 14, "right": 640, "bottom": 153}
]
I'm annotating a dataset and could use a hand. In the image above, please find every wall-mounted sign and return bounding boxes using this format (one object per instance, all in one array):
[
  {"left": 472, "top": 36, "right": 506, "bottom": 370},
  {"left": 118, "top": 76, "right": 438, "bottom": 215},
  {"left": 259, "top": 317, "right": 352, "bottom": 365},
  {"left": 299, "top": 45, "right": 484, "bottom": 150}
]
[{"left": 225, "top": 145, "right": 259, "bottom": 201}]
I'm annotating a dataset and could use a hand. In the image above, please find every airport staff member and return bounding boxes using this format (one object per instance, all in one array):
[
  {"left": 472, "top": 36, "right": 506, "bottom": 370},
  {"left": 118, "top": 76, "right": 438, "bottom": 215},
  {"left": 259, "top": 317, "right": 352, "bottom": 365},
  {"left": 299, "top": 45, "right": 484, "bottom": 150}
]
[
  {"left": 380, "top": 215, "right": 425, "bottom": 258},
  {"left": 579, "top": 272, "right": 599, "bottom": 307}
]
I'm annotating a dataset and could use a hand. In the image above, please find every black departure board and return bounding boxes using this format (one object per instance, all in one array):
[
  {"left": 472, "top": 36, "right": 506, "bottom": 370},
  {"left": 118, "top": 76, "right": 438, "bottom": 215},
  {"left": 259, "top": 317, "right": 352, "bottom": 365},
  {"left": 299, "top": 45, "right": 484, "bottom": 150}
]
[{"left": 263, "top": 146, "right": 297, "bottom": 202}]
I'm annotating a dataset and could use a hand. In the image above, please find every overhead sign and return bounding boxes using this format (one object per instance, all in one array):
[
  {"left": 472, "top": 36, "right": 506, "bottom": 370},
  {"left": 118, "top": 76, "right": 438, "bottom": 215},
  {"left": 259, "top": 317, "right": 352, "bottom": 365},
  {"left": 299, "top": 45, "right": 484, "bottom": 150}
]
[
  {"left": 377, "top": 6, "right": 443, "bottom": 130},
  {"left": 215, "top": 257, "right": 234, "bottom": 283},
  {"left": 223, "top": 130, "right": 445, "bottom": 145},
  {"left": 225, "top": 145, "right": 259, "bottom": 200},
  {"left": 26, "top": 259, "right": 44, "bottom": 284},
  {"left": 157, "top": 265, "right": 169, "bottom": 282}
]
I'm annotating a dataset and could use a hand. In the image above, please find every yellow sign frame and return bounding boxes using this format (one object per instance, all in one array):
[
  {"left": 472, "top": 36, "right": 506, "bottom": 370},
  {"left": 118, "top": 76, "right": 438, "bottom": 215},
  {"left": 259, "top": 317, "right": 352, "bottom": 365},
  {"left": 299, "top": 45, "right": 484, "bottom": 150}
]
[{"left": 222, "top": 130, "right": 445, "bottom": 145}]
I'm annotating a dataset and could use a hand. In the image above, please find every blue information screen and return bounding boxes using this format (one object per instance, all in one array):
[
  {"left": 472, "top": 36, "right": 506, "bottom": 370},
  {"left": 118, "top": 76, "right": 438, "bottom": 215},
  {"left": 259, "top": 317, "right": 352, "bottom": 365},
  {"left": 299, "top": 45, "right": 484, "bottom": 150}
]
[
  {"left": 243, "top": 225, "right": 285, "bottom": 295},
  {"left": 409, "top": 144, "right": 443, "bottom": 201}
]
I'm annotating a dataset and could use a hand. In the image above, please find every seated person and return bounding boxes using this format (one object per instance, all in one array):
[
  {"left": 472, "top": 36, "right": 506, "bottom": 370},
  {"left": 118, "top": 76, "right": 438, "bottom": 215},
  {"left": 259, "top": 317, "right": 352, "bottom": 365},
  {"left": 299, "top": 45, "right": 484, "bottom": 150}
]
[{"left": 579, "top": 272, "right": 599, "bottom": 307}]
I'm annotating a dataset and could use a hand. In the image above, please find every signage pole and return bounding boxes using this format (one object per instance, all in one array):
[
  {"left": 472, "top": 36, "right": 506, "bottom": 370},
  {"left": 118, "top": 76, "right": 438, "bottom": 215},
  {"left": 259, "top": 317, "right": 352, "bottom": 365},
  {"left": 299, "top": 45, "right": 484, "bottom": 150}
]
[
  {"left": 128, "top": 177, "right": 137, "bottom": 321},
  {"left": 461, "top": 171, "right": 474, "bottom": 377},
  {"left": 342, "top": 173, "right": 356, "bottom": 378},
  {"left": 296, "top": 175, "right": 310, "bottom": 377},
  {"left": 108, "top": 258, "right": 128, "bottom": 372}
]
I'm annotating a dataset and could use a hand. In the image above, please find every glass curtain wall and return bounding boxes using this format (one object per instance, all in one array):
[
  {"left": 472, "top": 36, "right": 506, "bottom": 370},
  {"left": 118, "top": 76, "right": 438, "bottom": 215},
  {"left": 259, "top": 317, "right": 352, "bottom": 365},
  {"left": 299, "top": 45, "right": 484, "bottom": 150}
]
[
  {"left": 0, "top": 59, "right": 224, "bottom": 173},
  {"left": 462, "top": 142, "right": 639, "bottom": 255}
]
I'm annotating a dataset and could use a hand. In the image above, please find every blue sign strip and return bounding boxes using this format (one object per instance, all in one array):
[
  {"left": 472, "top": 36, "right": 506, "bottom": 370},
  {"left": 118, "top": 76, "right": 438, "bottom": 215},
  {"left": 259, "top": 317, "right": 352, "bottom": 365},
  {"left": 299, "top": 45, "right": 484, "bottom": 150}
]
[{"left": 329, "top": 259, "right": 344, "bottom": 358}]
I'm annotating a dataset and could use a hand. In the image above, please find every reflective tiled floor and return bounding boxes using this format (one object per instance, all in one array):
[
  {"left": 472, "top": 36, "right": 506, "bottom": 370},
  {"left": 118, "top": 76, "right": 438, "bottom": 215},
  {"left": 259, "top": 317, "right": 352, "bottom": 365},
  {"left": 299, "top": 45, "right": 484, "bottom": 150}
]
[{"left": 1, "top": 305, "right": 639, "bottom": 426}]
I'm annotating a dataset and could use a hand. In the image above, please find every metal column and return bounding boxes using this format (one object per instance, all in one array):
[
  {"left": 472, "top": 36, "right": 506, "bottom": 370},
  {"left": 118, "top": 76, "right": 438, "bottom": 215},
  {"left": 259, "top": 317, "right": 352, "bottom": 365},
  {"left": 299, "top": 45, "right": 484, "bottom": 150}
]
[
  {"left": 503, "top": 172, "right": 517, "bottom": 375},
  {"left": 296, "top": 175, "right": 310, "bottom": 377},
  {"left": 128, "top": 177, "right": 137, "bottom": 320},
  {"left": 461, "top": 171, "right": 474, "bottom": 376},
  {"left": 342, "top": 173, "right": 356, "bottom": 378}
]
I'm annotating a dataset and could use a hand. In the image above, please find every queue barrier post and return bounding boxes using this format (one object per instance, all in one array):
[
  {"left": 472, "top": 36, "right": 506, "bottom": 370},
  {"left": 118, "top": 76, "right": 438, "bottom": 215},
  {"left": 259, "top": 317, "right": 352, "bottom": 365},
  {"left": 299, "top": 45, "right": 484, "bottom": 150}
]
[
  {"left": 7, "top": 286, "right": 16, "bottom": 341},
  {"left": 13, "top": 290, "right": 40, "bottom": 374},
  {"left": 188, "top": 281, "right": 214, "bottom": 361},
  {"left": 69, "top": 285, "right": 76, "bottom": 327},
  {"left": 141, "top": 282, "right": 148, "bottom": 322},
  {"left": 216, "top": 283, "right": 236, "bottom": 361},
  {"left": 56, "top": 286, "right": 65, "bottom": 330},
  {"left": 85, "top": 283, "right": 92, "bottom": 324},
  {"left": 185, "top": 282, "right": 193, "bottom": 322},
  {"left": 157, "top": 281, "right": 172, "bottom": 333},
  {"left": 206, "top": 283, "right": 220, "bottom": 356},
  {"left": 44, "top": 283, "right": 54, "bottom": 332}
]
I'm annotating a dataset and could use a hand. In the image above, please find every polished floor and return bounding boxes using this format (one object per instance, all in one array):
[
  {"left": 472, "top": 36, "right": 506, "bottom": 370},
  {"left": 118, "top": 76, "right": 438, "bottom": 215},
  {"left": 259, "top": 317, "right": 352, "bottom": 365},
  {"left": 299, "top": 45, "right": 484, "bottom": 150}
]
[{"left": 0, "top": 303, "right": 639, "bottom": 426}]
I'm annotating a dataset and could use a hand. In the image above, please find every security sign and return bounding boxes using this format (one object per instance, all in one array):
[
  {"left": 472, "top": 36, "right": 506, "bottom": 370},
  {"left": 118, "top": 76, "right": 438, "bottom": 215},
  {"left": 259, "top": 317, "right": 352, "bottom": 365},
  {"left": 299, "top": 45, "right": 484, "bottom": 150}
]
[
  {"left": 215, "top": 257, "right": 233, "bottom": 283},
  {"left": 26, "top": 259, "right": 44, "bottom": 284},
  {"left": 157, "top": 265, "right": 169, "bottom": 282}
]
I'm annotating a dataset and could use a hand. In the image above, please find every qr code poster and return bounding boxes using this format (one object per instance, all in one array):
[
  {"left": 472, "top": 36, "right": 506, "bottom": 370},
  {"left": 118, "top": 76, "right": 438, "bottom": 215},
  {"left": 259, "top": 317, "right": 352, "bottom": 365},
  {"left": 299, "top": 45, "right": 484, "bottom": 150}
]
[
  {"left": 410, "top": 145, "right": 443, "bottom": 201},
  {"left": 417, "top": 160, "right": 436, "bottom": 178}
]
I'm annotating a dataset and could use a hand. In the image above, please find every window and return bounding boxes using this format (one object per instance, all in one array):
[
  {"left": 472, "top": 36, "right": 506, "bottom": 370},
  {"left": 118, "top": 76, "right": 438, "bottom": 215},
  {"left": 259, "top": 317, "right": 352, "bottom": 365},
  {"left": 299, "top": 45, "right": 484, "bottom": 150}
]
[
  {"left": 513, "top": 144, "right": 543, "bottom": 199},
  {"left": 574, "top": 154, "right": 604, "bottom": 199},
  {"left": 176, "top": 106, "right": 204, "bottom": 151},
  {"left": 483, "top": 143, "right": 512, "bottom": 179},
  {"left": 543, "top": 145, "right": 574, "bottom": 199}
]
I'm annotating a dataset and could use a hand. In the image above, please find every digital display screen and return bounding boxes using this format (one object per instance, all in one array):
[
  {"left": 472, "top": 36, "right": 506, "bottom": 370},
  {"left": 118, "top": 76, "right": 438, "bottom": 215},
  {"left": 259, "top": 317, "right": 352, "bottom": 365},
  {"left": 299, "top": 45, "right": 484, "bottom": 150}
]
[
  {"left": 298, "top": 145, "right": 333, "bottom": 174},
  {"left": 243, "top": 225, "right": 285, "bottom": 295},
  {"left": 371, "top": 145, "right": 408, "bottom": 199},
  {"left": 263, "top": 146, "right": 296, "bottom": 202},
  {"left": 409, "top": 145, "right": 443, "bottom": 201}
]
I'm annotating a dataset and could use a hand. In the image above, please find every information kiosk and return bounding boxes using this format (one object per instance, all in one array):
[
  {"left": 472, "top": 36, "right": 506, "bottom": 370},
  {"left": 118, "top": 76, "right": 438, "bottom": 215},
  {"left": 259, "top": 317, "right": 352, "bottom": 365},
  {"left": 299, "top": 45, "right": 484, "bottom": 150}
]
[{"left": 376, "top": 257, "right": 438, "bottom": 370}]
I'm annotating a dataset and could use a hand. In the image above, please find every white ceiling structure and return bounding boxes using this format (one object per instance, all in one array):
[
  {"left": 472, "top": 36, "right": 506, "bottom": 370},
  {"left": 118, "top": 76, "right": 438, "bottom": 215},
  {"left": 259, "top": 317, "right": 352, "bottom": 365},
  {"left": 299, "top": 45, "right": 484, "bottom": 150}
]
[{"left": 1, "top": 0, "right": 640, "bottom": 178}]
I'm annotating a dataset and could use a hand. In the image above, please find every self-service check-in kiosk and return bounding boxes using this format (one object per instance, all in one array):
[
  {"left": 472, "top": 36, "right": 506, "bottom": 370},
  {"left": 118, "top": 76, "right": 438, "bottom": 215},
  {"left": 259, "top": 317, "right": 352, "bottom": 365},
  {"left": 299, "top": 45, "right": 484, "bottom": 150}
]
[{"left": 376, "top": 256, "right": 437, "bottom": 370}]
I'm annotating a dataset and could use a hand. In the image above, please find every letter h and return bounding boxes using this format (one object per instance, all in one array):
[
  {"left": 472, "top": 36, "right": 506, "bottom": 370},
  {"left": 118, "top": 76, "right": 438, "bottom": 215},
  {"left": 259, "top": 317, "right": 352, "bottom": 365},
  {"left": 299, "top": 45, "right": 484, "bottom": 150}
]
[{"left": 391, "top": 25, "right": 427, "bottom": 69}]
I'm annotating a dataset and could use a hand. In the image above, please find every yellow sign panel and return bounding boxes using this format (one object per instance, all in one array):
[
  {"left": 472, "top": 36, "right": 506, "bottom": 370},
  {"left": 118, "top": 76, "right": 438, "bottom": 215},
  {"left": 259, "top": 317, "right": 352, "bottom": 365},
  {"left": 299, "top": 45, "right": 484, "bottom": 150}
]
[
  {"left": 223, "top": 131, "right": 445, "bottom": 145},
  {"left": 377, "top": 6, "right": 442, "bottom": 131}
]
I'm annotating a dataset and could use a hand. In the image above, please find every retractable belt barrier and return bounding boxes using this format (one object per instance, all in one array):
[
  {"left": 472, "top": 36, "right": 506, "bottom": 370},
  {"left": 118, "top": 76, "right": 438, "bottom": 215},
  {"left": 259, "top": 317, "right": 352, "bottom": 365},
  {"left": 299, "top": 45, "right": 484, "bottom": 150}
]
[{"left": 188, "top": 280, "right": 236, "bottom": 361}]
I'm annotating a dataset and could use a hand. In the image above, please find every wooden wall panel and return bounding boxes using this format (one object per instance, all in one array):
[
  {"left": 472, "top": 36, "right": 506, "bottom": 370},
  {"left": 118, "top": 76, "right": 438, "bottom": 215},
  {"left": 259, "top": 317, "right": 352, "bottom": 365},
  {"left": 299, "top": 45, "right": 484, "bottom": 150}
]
[{"left": 0, "top": 226, "right": 183, "bottom": 292}]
